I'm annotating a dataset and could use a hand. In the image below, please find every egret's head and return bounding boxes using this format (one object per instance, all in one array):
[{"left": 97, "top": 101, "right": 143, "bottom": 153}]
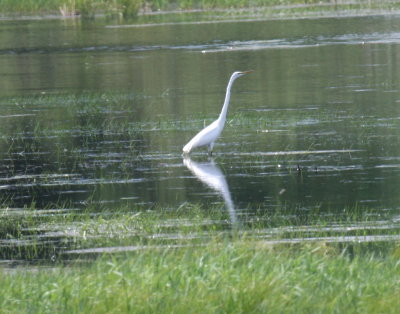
[{"left": 231, "top": 70, "right": 254, "bottom": 80}]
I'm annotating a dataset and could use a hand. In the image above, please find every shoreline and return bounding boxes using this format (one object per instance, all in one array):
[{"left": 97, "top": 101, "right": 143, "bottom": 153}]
[{"left": 0, "top": 1, "right": 400, "bottom": 22}]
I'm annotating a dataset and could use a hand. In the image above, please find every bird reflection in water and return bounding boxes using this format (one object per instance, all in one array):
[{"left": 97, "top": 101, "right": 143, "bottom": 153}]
[{"left": 183, "top": 157, "right": 237, "bottom": 226}]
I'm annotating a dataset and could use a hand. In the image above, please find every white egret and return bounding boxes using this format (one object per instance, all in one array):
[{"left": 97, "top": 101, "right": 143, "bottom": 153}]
[{"left": 182, "top": 70, "right": 253, "bottom": 155}]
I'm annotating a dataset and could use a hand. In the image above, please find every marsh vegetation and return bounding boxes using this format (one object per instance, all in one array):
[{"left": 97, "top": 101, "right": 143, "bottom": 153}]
[
  {"left": 0, "top": 0, "right": 399, "bottom": 19},
  {"left": 1, "top": 6, "right": 400, "bottom": 312},
  {"left": 1, "top": 201, "right": 400, "bottom": 312}
]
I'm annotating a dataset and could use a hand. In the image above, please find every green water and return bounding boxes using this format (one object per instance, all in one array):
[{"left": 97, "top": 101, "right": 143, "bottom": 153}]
[{"left": 0, "top": 14, "right": 400, "bottom": 261}]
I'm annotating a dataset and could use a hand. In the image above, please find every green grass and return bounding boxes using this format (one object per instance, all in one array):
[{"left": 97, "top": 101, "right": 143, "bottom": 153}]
[
  {"left": 1, "top": 201, "right": 400, "bottom": 312},
  {"left": 0, "top": 0, "right": 142, "bottom": 18},
  {"left": 0, "top": 0, "right": 399, "bottom": 19},
  {"left": 1, "top": 240, "right": 400, "bottom": 313}
]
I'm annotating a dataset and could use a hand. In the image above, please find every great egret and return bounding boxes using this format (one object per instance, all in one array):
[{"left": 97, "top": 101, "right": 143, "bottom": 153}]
[{"left": 182, "top": 70, "right": 253, "bottom": 155}]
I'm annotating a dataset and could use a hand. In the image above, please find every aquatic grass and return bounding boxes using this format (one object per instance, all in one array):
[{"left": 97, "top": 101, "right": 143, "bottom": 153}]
[
  {"left": 0, "top": 91, "right": 151, "bottom": 161},
  {"left": 1, "top": 199, "right": 399, "bottom": 262},
  {"left": 0, "top": 202, "right": 230, "bottom": 261},
  {"left": 0, "top": 91, "right": 370, "bottom": 137},
  {"left": 0, "top": 92, "right": 144, "bottom": 115},
  {"left": 0, "top": 92, "right": 293, "bottom": 169}
]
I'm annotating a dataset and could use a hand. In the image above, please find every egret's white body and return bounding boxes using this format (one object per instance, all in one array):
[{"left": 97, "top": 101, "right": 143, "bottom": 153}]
[{"left": 182, "top": 71, "right": 252, "bottom": 155}]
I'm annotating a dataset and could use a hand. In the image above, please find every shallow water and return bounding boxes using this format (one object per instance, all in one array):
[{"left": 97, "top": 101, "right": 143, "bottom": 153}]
[{"left": 0, "top": 13, "right": 400, "bottom": 260}]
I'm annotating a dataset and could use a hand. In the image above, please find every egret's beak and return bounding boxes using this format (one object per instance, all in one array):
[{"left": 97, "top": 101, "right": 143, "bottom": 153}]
[{"left": 240, "top": 70, "right": 254, "bottom": 75}]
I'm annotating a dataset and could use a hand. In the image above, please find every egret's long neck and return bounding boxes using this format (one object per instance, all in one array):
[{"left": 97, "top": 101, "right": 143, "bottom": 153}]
[{"left": 218, "top": 76, "right": 236, "bottom": 123}]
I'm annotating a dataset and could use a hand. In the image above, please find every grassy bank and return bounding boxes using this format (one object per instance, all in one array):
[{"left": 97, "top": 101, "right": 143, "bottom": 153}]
[
  {"left": 1, "top": 240, "right": 400, "bottom": 313},
  {"left": 0, "top": 0, "right": 399, "bottom": 18},
  {"left": 1, "top": 201, "right": 400, "bottom": 312}
]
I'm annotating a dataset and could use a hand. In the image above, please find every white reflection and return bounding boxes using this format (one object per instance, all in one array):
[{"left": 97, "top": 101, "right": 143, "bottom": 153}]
[{"left": 183, "top": 157, "right": 236, "bottom": 225}]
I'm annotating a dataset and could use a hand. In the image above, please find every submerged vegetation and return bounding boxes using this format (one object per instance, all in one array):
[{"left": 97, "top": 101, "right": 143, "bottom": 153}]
[
  {"left": 1, "top": 197, "right": 400, "bottom": 262},
  {"left": 0, "top": 0, "right": 399, "bottom": 18}
]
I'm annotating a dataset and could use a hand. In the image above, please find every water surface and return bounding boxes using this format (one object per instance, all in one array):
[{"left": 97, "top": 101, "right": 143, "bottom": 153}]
[{"left": 0, "top": 13, "right": 399, "bottom": 261}]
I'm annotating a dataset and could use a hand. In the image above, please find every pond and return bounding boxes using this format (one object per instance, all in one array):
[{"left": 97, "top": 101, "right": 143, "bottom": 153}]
[{"left": 0, "top": 12, "right": 399, "bottom": 262}]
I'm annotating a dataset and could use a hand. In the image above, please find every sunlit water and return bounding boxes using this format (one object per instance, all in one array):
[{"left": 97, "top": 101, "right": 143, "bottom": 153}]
[{"left": 0, "top": 13, "right": 400, "bottom": 261}]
